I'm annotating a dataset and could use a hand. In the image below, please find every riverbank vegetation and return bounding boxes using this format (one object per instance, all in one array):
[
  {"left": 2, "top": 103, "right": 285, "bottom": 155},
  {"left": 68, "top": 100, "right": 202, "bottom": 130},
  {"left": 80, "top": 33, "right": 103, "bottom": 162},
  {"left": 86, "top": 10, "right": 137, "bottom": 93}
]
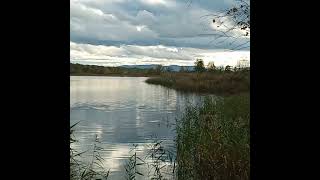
[
  {"left": 144, "top": 59, "right": 250, "bottom": 179},
  {"left": 172, "top": 59, "right": 250, "bottom": 179},
  {"left": 146, "top": 59, "right": 250, "bottom": 96},
  {"left": 176, "top": 94, "right": 250, "bottom": 179},
  {"left": 145, "top": 70, "right": 249, "bottom": 96}
]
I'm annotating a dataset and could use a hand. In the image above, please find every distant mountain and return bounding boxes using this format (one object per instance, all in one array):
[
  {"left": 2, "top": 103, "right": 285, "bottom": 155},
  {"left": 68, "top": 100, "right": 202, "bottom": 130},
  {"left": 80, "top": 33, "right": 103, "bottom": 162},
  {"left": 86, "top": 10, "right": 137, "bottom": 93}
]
[
  {"left": 120, "top": 64, "right": 158, "bottom": 69},
  {"left": 120, "top": 64, "right": 194, "bottom": 72}
]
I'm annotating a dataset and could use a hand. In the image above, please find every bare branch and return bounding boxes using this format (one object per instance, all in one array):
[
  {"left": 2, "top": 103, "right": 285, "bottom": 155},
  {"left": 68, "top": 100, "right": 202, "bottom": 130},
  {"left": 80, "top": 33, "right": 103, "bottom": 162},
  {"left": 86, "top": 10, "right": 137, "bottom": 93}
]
[{"left": 204, "top": 0, "right": 250, "bottom": 49}]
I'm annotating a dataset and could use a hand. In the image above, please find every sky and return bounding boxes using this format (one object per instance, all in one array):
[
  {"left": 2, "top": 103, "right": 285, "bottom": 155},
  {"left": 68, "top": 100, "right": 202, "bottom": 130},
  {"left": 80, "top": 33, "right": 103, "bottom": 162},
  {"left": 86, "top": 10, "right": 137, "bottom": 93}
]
[{"left": 70, "top": 0, "right": 250, "bottom": 67}]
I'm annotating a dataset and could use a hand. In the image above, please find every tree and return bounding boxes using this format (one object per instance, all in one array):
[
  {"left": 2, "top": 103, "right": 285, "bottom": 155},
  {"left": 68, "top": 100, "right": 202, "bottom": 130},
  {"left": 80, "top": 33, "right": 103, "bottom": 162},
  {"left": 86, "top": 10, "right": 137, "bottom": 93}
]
[
  {"left": 194, "top": 59, "right": 206, "bottom": 73},
  {"left": 166, "top": 66, "right": 173, "bottom": 72},
  {"left": 180, "top": 66, "right": 186, "bottom": 72},
  {"left": 155, "top": 64, "right": 163, "bottom": 74},
  {"left": 225, "top": 65, "right": 232, "bottom": 72},
  {"left": 207, "top": 61, "right": 216, "bottom": 72}
]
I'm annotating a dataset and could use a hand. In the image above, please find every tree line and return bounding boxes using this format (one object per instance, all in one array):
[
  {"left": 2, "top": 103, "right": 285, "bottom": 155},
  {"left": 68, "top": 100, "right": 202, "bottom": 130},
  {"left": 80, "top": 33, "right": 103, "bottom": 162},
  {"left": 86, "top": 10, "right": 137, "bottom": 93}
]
[
  {"left": 193, "top": 59, "right": 249, "bottom": 73},
  {"left": 70, "top": 60, "right": 249, "bottom": 76}
]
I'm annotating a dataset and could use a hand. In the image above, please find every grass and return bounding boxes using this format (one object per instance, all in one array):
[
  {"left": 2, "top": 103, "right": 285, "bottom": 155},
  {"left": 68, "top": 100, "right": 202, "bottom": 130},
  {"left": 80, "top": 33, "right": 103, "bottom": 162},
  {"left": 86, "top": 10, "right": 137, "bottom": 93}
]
[
  {"left": 124, "top": 144, "right": 146, "bottom": 180},
  {"left": 145, "top": 70, "right": 250, "bottom": 96},
  {"left": 176, "top": 94, "right": 250, "bottom": 179},
  {"left": 70, "top": 123, "right": 110, "bottom": 180}
]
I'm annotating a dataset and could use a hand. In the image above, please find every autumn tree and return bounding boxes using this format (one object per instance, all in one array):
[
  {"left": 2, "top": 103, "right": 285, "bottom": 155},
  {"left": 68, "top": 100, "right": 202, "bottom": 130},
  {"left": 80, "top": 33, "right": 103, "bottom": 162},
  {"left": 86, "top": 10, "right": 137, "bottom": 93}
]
[
  {"left": 207, "top": 61, "right": 216, "bottom": 72},
  {"left": 194, "top": 59, "right": 206, "bottom": 73}
]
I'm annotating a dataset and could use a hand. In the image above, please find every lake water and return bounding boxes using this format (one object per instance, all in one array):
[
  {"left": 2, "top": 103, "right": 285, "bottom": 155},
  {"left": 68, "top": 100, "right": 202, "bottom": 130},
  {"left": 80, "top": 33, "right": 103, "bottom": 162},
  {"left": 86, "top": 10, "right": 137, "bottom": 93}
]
[{"left": 70, "top": 76, "right": 208, "bottom": 179}]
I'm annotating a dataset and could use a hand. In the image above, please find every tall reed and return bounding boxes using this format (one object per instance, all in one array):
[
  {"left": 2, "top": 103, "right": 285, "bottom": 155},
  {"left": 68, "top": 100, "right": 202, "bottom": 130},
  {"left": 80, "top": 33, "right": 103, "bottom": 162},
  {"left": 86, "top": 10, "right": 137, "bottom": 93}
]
[
  {"left": 176, "top": 94, "right": 250, "bottom": 179},
  {"left": 146, "top": 70, "right": 250, "bottom": 95},
  {"left": 70, "top": 123, "right": 110, "bottom": 180}
]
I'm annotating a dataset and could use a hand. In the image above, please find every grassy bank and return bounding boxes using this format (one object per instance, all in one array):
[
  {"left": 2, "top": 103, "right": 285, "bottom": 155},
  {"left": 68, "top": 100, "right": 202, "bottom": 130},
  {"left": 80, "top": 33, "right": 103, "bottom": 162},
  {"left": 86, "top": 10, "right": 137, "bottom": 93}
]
[
  {"left": 176, "top": 94, "right": 250, "bottom": 179},
  {"left": 145, "top": 70, "right": 250, "bottom": 96}
]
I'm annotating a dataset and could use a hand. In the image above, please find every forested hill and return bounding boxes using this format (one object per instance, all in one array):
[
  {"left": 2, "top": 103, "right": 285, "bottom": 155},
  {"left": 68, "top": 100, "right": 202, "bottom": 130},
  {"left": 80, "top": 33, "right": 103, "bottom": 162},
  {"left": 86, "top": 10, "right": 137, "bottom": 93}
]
[{"left": 70, "top": 63, "right": 193, "bottom": 76}]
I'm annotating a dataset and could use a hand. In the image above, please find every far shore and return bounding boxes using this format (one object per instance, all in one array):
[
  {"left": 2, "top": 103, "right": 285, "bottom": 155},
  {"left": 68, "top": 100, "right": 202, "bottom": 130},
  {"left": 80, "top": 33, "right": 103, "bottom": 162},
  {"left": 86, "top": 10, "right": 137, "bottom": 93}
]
[
  {"left": 70, "top": 63, "right": 250, "bottom": 96},
  {"left": 70, "top": 74, "right": 155, "bottom": 77}
]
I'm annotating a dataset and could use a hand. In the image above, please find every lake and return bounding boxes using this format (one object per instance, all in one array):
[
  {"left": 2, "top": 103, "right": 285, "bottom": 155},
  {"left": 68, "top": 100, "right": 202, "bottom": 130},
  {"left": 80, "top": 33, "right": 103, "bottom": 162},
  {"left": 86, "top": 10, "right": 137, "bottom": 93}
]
[{"left": 70, "top": 76, "right": 208, "bottom": 179}]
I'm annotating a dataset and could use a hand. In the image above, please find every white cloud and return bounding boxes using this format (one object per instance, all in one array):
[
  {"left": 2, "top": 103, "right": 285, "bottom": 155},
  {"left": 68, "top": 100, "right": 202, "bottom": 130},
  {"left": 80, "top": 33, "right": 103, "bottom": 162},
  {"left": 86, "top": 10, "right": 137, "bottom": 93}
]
[
  {"left": 136, "top": 25, "right": 146, "bottom": 32},
  {"left": 138, "top": 0, "right": 177, "bottom": 8},
  {"left": 140, "top": 0, "right": 168, "bottom": 5},
  {"left": 70, "top": 41, "right": 249, "bottom": 66}
]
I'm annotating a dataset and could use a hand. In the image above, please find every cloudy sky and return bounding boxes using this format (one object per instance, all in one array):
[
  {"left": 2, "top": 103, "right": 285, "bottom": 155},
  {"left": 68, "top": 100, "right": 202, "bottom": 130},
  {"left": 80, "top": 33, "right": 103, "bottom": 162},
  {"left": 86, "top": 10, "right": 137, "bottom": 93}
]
[{"left": 70, "top": 0, "right": 250, "bottom": 67}]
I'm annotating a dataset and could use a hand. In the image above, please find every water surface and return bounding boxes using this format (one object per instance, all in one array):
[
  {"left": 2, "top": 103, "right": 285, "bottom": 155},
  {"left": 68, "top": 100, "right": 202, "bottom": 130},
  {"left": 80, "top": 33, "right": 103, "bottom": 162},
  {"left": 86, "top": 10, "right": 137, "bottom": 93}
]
[{"left": 70, "top": 76, "right": 206, "bottom": 179}]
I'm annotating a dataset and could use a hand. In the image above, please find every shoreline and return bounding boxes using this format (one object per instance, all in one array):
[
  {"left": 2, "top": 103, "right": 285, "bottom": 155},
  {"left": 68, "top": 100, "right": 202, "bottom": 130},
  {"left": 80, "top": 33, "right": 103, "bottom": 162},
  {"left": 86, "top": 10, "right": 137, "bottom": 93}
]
[
  {"left": 71, "top": 71, "right": 250, "bottom": 96},
  {"left": 70, "top": 74, "right": 157, "bottom": 77},
  {"left": 145, "top": 72, "right": 250, "bottom": 96}
]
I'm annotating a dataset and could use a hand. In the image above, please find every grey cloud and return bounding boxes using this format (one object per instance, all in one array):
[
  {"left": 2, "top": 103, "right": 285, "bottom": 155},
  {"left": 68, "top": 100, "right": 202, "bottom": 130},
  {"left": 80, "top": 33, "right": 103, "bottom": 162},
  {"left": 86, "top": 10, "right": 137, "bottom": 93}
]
[{"left": 70, "top": 0, "right": 249, "bottom": 50}]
